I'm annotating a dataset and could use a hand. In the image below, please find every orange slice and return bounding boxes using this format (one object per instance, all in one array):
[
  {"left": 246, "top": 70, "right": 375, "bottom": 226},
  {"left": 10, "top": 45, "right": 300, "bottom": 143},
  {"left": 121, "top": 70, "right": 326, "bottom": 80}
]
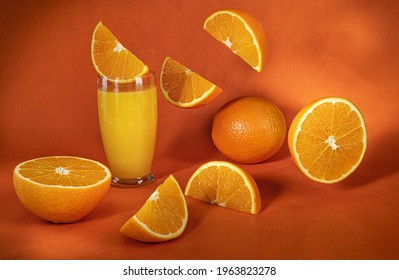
[
  {"left": 13, "top": 156, "right": 111, "bottom": 223},
  {"left": 204, "top": 9, "right": 268, "bottom": 72},
  {"left": 288, "top": 97, "right": 367, "bottom": 184},
  {"left": 91, "top": 21, "right": 149, "bottom": 81},
  {"left": 120, "top": 175, "right": 188, "bottom": 242},
  {"left": 185, "top": 161, "right": 261, "bottom": 214},
  {"left": 160, "top": 57, "right": 223, "bottom": 108}
]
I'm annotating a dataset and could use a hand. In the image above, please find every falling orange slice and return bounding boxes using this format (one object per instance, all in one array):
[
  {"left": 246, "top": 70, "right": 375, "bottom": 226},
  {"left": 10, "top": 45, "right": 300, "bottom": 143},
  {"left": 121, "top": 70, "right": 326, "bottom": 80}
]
[
  {"left": 185, "top": 161, "right": 261, "bottom": 214},
  {"left": 91, "top": 21, "right": 149, "bottom": 81},
  {"left": 120, "top": 175, "right": 188, "bottom": 242},
  {"left": 288, "top": 97, "right": 367, "bottom": 184},
  {"left": 160, "top": 57, "right": 223, "bottom": 108},
  {"left": 204, "top": 9, "right": 268, "bottom": 72}
]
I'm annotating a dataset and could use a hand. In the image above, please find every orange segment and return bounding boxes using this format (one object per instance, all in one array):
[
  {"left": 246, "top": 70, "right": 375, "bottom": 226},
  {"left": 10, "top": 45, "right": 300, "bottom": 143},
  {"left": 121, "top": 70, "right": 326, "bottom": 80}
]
[
  {"left": 204, "top": 9, "right": 268, "bottom": 72},
  {"left": 288, "top": 97, "right": 367, "bottom": 184},
  {"left": 13, "top": 156, "right": 111, "bottom": 223},
  {"left": 160, "top": 57, "right": 223, "bottom": 108},
  {"left": 91, "top": 21, "right": 149, "bottom": 81},
  {"left": 185, "top": 161, "right": 261, "bottom": 214},
  {"left": 120, "top": 175, "right": 188, "bottom": 242}
]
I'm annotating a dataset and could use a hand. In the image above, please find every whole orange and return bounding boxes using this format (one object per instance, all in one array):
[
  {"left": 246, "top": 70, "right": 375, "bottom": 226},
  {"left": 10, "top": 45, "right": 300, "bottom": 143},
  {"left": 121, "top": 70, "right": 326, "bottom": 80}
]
[{"left": 211, "top": 96, "right": 286, "bottom": 164}]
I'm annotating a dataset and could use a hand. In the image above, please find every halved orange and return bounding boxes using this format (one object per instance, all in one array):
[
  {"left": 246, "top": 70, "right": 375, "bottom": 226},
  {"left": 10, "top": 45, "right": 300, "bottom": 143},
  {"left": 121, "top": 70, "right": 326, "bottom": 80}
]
[
  {"left": 204, "top": 9, "right": 268, "bottom": 72},
  {"left": 13, "top": 156, "right": 111, "bottom": 223},
  {"left": 185, "top": 161, "right": 261, "bottom": 214},
  {"left": 91, "top": 21, "right": 149, "bottom": 81},
  {"left": 160, "top": 57, "right": 223, "bottom": 108},
  {"left": 120, "top": 175, "right": 188, "bottom": 242},
  {"left": 288, "top": 97, "right": 367, "bottom": 184}
]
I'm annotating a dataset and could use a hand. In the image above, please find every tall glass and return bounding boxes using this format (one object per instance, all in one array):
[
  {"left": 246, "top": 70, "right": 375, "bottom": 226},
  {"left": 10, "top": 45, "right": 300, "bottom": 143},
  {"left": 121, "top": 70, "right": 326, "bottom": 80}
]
[{"left": 97, "top": 72, "right": 157, "bottom": 186}]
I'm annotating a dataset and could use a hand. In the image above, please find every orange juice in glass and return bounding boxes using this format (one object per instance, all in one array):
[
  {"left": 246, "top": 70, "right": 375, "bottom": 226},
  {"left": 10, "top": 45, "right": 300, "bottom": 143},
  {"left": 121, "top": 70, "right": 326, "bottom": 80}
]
[{"left": 97, "top": 72, "right": 157, "bottom": 186}]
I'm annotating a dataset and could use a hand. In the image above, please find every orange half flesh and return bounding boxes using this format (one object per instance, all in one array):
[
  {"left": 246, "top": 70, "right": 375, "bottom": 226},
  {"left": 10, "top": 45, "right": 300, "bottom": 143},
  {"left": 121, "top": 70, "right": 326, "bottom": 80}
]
[{"left": 288, "top": 97, "right": 367, "bottom": 184}]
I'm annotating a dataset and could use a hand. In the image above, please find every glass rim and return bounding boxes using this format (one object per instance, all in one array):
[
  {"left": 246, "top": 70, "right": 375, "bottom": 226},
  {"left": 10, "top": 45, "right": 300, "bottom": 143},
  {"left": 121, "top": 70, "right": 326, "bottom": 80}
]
[{"left": 97, "top": 70, "right": 156, "bottom": 82}]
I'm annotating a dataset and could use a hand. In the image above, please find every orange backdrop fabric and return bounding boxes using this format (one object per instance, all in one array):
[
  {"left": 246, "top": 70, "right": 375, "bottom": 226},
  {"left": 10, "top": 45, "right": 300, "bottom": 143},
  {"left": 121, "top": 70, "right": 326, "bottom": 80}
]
[{"left": 1, "top": 0, "right": 398, "bottom": 260}]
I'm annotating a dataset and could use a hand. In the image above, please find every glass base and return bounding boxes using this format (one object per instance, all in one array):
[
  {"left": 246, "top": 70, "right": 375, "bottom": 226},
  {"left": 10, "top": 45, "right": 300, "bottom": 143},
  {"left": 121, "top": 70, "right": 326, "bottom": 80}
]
[{"left": 111, "top": 172, "right": 154, "bottom": 188}]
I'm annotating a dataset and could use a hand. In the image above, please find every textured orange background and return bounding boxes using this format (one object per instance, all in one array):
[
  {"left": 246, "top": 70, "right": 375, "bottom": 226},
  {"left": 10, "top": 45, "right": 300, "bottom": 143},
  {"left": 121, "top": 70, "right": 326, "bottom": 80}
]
[{"left": 1, "top": 0, "right": 398, "bottom": 260}]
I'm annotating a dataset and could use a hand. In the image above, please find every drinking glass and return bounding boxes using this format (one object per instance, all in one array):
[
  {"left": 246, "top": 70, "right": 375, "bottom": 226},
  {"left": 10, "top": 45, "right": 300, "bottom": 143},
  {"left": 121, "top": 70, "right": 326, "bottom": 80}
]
[{"left": 97, "top": 72, "right": 157, "bottom": 186}]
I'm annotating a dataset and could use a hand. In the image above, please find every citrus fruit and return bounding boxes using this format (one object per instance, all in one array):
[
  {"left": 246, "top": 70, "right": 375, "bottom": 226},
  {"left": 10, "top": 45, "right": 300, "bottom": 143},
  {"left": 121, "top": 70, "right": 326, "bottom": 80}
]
[
  {"left": 160, "top": 56, "right": 223, "bottom": 108},
  {"left": 204, "top": 9, "right": 268, "bottom": 72},
  {"left": 288, "top": 97, "right": 367, "bottom": 184},
  {"left": 13, "top": 156, "right": 111, "bottom": 223},
  {"left": 91, "top": 21, "right": 149, "bottom": 81},
  {"left": 212, "top": 96, "right": 286, "bottom": 164},
  {"left": 185, "top": 161, "right": 261, "bottom": 214},
  {"left": 120, "top": 175, "right": 188, "bottom": 242}
]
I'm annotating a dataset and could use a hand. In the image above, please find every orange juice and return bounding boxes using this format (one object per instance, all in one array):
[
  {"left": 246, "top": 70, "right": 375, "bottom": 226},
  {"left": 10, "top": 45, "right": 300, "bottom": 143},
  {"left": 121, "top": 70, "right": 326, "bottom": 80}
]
[{"left": 98, "top": 84, "right": 157, "bottom": 180}]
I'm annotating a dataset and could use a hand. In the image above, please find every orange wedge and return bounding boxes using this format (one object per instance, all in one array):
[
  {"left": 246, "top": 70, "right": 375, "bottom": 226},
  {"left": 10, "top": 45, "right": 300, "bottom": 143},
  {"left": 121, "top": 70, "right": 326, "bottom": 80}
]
[
  {"left": 160, "top": 57, "right": 223, "bottom": 108},
  {"left": 185, "top": 161, "right": 261, "bottom": 214},
  {"left": 288, "top": 97, "right": 367, "bottom": 184},
  {"left": 120, "top": 175, "right": 188, "bottom": 242},
  {"left": 91, "top": 21, "right": 149, "bottom": 81},
  {"left": 204, "top": 9, "right": 268, "bottom": 72},
  {"left": 13, "top": 156, "right": 111, "bottom": 223}
]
